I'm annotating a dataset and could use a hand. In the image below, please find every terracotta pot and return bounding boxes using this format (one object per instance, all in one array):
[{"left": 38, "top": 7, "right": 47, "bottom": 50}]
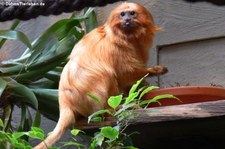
[{"left": 143, "top": 86, "right": 225, "bottom": 107}]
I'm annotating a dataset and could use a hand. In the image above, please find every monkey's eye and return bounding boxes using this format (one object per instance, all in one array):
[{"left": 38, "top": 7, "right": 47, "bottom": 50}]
[
  {"left": 130, "top": 11, "right": 136, "bottom": 16},
  {"left": 120, "top": 11, "right": 125, "bottom": 17}
]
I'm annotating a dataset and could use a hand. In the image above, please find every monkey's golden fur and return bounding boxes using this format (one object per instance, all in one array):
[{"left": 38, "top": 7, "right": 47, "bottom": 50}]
[{"left": 34, "top": 2, "right": 167, "bottom": 148}]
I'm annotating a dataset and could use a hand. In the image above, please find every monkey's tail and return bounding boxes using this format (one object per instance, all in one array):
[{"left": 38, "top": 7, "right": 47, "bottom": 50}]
[{"left": 33, "top": 108, "right": 75, "bottom": 149}]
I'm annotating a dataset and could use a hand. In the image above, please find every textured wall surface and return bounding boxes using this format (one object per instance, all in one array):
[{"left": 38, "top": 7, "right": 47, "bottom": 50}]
[{"left": 159, "top": 38, "right": 225, "bottom": 87}]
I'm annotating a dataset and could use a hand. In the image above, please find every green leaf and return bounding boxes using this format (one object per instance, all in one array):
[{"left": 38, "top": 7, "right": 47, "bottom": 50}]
[
  {"left": 27, "top": 127, "right": 45, "bottom": 140},
  {"left": 129, "top": 74, "right": 148, "bottom": 96},
  {"left": 125, "top": 92, "right": 139, "bottom": 104},
  {"left": 25, "top": 34, "right": 59, "bottom": 67},
  {"left": 28, "top": 78, "right": 56, "bottom": 89},
  {"left": 3, "top": 105, "right": 12, "bottom": 131},
  {"left": 0, "top": 19, "right": 20, "bottom": 48},
  {"left": 0, "top": 30, "right": 32, "bottom": 49},
  {"left": 139, "top": 86, "right": 159, "bottom": 99},
  {"left": 0, "top": 119, "right": 4, "bottom": 128},
  {"left": 82, "top": 8, "right": 96, "bottom": 20},
  {"left": 0, "top": 78, "right": 7, "bottom": 97},
  {"left": 12, "top": 132, "right": 26, "bottom": 139},
  {"left": 18, "top": 105, "right": 26, "bottom": 131},
  {"left": 0, "top": 16, "right": 84, "bottom": 76},
  {"left": 108, "top": 95, "right": 123, "bottom": 109},
  {"left": 31, "top": 127, "right": 44, "bottom": 134},
  {"left": 7, "top": 81, "right": 38, "bottom": 109},
  {"left": 84, "top": 8, "right": 98, "bottom": 33},
  {"left": 90, "top": 117, "right": 103, "bottom": 123},
  {"left": 32, "top": 111, "right": 41, "bottom": 127},
  {"left": 87, "top": 93, "right": 102, "bottom": 103},
  {"left": 12, "top": 57, "right": 66, "bottom": 82},
  {"left": 44, "top": 70, "right": 61, "bottom": 83},
  {"left": 70, "top": 129, "right": 84, "bottom": 136},
  {"left": 88, "top": 110, "right": 111, "bottom": 123},
  {"left": 61, "top": 141, "right": 85, "bottom": 147},
  {"left": 101, "top": 126, "right": 119, "bottom": 140},
  {"left": 10, "top": 19, "right": 21, "bottom": 29},
  {"left": 29, "top": 19, "right": 80, "bottom": 49},
  {"left": 0, "top": 131, "right": 8, "bottom": 142},
  {"left": 27, "top": 107, "right": 33, "bottom": 130},
  {"left": 140, "top": 94, "right": 178, "bottom": 106},
  {"left": 0, "top": 63, "right": 25, "bottom": 75},
  {"left": 32, "top": 89, "right": 59, "bottom": 121},
  {"left": 0, "top": 60, "right": 24, "bottom": 67},
  {"left": 25, "top": 35, "right": 75, "bottom": 70},
  {"left": 89, "top": 139, "right": 98, "bottom": 149}
]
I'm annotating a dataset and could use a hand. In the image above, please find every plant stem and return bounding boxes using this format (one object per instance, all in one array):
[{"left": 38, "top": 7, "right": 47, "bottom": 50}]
[{"left": 3, "top": 105, "right": 13, "bottom": 132}]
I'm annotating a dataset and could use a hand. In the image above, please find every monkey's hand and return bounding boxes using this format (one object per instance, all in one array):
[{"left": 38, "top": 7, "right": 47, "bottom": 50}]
[{"left": 147, "top": 65, "right": 168, "bottom": 76}]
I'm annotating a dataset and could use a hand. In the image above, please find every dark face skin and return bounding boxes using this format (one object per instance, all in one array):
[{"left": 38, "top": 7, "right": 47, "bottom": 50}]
[{"left": 119, "top": 10, "right": 137, "bottom": 31}]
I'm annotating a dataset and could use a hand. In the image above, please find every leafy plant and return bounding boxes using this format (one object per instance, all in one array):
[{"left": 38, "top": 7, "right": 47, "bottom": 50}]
[
  {"left": 0, "top": 76, "right": 177, "bottom": 149},
  {"left": 0, "top": 8, "right": 98, "bottom": 148},
  {"left": 87, "top": 75, "right": 177, "bottom": 149},
  {"left": 0, "top": 119, "right": 86, "bottom": 149}
]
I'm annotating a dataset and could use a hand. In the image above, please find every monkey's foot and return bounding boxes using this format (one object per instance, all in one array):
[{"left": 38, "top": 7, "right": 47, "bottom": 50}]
[{"left": 147, "top": 65, "right": 168, "bottom": 76}]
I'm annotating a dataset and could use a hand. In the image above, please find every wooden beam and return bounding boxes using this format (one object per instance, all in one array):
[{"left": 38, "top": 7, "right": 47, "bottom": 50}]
[{"left": 75, "top": 99, "right": 225, "bottom": 130}]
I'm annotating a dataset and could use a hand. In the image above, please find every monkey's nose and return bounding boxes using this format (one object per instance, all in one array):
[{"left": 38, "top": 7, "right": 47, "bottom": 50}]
[
  {"left": 122, "top": 18, "right": 132, "bottom": 27},
  {"left": 125, "top": 18, "right": 131, "bottom": 24}
]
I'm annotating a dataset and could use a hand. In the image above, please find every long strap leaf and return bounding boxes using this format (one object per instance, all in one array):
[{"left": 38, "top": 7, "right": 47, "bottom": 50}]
[
  {"left": 0, "top": 30, "right": 32, "bottom": 50},
  {"left": 7, "top": 80, "right": 38, "bottom": 109},
  {"left": 0, "top": 19, "right": 20, "bottom": 48},
  {"left": 0, "top": 78, "right": 7, "bottom": 97}
]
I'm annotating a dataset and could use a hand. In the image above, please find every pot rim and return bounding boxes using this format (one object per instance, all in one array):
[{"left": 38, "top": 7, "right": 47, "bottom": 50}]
[{"left": 150, "top": 86, "right": 225, "bottom": 96}]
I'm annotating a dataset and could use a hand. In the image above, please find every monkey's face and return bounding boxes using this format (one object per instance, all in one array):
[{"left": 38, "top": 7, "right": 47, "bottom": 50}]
[
  {"left": 106, "top": 3, "right": 157, "bottom": 37},
  {"left": 119, "top": 9, "right": 138, "bottom": 32}
]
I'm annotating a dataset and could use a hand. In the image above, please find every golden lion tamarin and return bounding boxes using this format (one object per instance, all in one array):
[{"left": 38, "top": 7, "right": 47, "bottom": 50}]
[{"left": 34, "top": 2, "right": 167, "bottom": 148}]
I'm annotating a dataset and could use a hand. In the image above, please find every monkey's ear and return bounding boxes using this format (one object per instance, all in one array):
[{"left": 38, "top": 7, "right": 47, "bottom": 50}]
[{"left": 153, "top": 25, "right": 162, "bottom": 32}]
